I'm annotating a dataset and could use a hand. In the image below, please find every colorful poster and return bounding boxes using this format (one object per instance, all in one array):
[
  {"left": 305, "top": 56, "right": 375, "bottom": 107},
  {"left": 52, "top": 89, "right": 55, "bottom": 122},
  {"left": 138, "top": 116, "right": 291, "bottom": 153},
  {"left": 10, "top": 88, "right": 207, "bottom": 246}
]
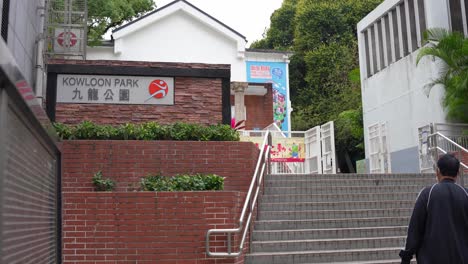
[
  {"left": 270, "top": 137, "right": 305, "bottom": 162},
  {"left": 240, "top": 136, "right": 305, "bottom": 162},
  {"left": 246, "top": 61, "right": 289, "bottom": 132}
]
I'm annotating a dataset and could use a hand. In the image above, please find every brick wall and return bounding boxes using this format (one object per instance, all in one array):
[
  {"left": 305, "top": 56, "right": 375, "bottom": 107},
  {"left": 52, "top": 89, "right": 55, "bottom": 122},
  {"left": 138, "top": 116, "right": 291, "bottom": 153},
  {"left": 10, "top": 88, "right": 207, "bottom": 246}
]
[
  {"left": 61, "top": 140, "right": 259, "bottom": 263},
  {"left": 63, "top": 192, "right": 246, "bottom": 264},
  {"left": 230, "top": 86, "right": 273, "bottom": 130},
  {"left": 56, "top": 77, "right": 223, "bottom": 126},
  {"left": 61, "top": 140, "right": 259, "bottom": 192}
]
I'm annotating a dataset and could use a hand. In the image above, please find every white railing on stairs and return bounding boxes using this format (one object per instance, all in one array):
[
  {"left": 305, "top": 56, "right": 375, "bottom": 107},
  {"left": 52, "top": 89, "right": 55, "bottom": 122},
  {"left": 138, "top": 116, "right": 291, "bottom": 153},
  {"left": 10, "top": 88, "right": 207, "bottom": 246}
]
[
  {"left": 428, "top": 132, "right": 468, "bottom": 186},
  {"left": 205, "top": 131, "right": 271, "bottom": 257}
]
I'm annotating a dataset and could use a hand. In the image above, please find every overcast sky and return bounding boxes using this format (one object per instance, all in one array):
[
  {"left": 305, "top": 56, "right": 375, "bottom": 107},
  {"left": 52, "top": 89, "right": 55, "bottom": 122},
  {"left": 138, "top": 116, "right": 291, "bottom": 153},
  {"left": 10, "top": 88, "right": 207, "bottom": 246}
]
[{"left": 155, "top": 0, "right": 284, "bottom": 46}]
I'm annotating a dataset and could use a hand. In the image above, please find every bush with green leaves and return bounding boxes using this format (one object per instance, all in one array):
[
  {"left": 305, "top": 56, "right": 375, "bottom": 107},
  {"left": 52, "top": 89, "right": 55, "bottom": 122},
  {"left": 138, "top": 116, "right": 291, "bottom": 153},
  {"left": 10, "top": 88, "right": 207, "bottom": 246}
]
[
  {"left": 140, "top": 174, "right": 224, "bottom": 192},
  {"left": 53, "top": 121, "right": 240, "bottom": 141},
  {"left": 92, "top": 171, "right": 115, "bottom": 191}
]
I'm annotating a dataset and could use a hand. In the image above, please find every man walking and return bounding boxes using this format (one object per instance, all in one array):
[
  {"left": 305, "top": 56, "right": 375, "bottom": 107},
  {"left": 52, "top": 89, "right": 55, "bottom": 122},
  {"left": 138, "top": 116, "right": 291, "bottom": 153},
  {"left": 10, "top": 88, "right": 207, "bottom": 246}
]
[{"left": 400, "top": 154, "right": 468, "bottom": 263}]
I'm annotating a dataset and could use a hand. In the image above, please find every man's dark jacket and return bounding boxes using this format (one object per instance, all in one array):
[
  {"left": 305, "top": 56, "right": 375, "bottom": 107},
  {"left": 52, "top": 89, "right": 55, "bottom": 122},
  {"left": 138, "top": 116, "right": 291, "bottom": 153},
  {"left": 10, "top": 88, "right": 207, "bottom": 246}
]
[{"left": 400, "top": 178, "right": 468, "bottom": 264}]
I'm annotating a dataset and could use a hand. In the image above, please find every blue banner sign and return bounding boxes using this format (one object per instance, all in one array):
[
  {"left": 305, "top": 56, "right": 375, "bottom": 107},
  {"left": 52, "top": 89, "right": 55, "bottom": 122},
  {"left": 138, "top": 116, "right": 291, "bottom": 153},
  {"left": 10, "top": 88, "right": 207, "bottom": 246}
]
[{"left": 246, "top": 61, "right": 289, "bottom": 132}]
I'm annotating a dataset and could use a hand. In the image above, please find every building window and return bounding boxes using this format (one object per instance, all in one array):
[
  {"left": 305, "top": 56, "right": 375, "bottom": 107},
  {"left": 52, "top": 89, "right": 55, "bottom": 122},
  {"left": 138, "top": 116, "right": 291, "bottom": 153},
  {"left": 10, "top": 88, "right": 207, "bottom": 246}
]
[
  {"left": 417, "top": 0, "right": 427, "bottom": 43},
  {"left": 398, "top": 3, "right": 410, "bottom": 56},
  {"left": 465, "top": 0, "right": 468, "bottom": 35},
  {"left": 391, "top": 8, "right": 401, "bottom": 61},
  {"left": 449, "top": 0, "right": 465, "bottom": 33},
  {"left": 1, "top": 0, "right": 9, "bottom": 42},
  {"left": 361, "top": 0, "right": 427, "bottom": 78},
  {"left": 407, "top": 0, "right": 418, "bottom": 51},
  {"left": 377, "top": 20, "right": 385, "bottom": 70},
  {"left": 383, "top": 15, "right": 392, "bottom": 65},
  {"left": 364, "top": 31, "right": 372, "bottom": 78},
  {"left": 371, "top": 26, "right": 378, "bottom": 74}
]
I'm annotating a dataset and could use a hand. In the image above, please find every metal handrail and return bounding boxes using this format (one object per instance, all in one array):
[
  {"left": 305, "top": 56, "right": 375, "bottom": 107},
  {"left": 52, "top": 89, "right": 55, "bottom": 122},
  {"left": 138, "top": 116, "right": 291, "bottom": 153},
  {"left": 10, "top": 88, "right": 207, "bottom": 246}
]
[
  {"left": 429, "top": 132, "right": 468, "bottom": 185},
  {"left": 206, "top": 131, "right": 271, "bottom": 257}
]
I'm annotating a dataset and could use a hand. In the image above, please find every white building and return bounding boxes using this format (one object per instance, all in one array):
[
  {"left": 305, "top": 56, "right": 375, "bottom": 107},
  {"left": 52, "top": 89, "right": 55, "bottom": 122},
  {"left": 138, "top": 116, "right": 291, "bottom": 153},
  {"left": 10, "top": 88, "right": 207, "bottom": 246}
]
[
  {"left": 357, "top": 0, "right": 467, "bottom": 173},
  {"left": 87, "top": 0, "right": 293, "bottom": 132},
  {"left": 0, "top": 0, "right": 47, "bottom": 100}
]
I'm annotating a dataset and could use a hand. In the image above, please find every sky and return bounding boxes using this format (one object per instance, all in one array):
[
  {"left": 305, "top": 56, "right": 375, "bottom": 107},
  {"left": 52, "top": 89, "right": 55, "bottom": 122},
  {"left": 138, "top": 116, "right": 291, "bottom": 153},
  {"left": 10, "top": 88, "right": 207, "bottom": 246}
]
[{"left": 154, "top": 0, "right": 284, "bottom": 46}]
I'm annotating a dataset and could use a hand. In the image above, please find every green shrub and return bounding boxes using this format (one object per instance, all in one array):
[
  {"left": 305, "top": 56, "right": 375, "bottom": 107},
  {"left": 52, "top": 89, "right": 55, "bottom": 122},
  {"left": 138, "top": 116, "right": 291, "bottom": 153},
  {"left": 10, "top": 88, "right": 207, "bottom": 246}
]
[
  {"left": 92, "top": 171, "right": 115, "bottom": 191},
  {"left": 53, "top": 121, "right": 239, "bottom": 141},
  {"left": 140, "top": 174, "right": 224, "bottom": 192}
]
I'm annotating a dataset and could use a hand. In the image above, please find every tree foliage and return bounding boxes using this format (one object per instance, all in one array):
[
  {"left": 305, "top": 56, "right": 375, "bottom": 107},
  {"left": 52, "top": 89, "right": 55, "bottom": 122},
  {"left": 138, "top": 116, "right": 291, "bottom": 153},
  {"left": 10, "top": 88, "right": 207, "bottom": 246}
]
[
  {"left": 417, "top": 28, "right": 468, "bottom": 123},
  {"left": 87, "top": 0, "right": 155, "bottom": 45},
  {"left": 252, "top": 0, "right": 381, "bottom": 171}
]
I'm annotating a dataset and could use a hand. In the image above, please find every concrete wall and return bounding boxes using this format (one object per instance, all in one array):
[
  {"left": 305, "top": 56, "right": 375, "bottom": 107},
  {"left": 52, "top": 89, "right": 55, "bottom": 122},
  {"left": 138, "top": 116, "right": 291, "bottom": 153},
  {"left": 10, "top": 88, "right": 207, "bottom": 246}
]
[
  {"left": 357, "top": 0, "right": 462, "bottom": 172},
  {"left": 4, "top": 0, "right": 45, "bottom": 90}
]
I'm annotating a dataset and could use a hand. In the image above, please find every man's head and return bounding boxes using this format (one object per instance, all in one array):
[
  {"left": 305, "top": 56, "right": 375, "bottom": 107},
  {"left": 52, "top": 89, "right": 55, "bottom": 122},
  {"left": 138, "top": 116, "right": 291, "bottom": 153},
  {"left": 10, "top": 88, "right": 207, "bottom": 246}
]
[{"left": 436, "top": 154, "right": 460, "bottom": 179}]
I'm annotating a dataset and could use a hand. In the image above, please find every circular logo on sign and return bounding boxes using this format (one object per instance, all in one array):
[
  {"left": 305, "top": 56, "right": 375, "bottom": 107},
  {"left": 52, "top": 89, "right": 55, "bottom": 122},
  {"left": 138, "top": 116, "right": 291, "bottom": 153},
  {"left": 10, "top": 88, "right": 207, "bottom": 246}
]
[
  {"left": 148, "top": 79, "right": 169, "bottom": 99},
  {"left": 57, "top": 31, "right": 77, "bottom": 48}
]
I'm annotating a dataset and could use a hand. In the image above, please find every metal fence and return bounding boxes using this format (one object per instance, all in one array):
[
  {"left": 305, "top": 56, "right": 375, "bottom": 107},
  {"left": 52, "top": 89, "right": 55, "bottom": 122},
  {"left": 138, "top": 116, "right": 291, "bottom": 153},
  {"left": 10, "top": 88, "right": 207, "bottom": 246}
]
[
  {"left": 418, "top": 123, "right": 468, "bottom": 173},
  {"left": 0, "top": 41, "right": 61, "bottom": 263},
  {"left": 45, "top": 0, "right": 87, "bottom": 59}
]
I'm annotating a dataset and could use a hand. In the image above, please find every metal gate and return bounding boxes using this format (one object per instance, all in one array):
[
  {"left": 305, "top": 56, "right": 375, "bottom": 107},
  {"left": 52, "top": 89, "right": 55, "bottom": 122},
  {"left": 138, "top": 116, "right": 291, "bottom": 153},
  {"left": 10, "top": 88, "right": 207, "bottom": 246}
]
[
  {"left": 368, "top": 123, "right": 391, "bottom": 173},
  {"left": 305, "top": 126, "right": 321, "bottom": 173},
  {"left": 320, "top": 121, "right": 336, "bottom": 174},
  {"left": 418, "top": 125, "right": 434, "bottom": 173}
]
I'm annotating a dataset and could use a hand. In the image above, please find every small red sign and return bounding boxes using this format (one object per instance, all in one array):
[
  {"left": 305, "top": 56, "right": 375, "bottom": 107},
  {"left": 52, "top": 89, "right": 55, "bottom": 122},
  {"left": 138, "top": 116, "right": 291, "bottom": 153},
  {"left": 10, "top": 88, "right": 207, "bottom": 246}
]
[
  {"left": 57, "top": 32, "right": 77, "bottom": 47},
  {"left": 148, "top": 79, "right": 169, "bottom": 99}
]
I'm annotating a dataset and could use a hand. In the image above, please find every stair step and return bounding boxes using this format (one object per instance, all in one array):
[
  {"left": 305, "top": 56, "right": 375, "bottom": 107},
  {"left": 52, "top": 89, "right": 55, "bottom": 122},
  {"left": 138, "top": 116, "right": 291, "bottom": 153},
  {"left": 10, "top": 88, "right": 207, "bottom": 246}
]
[
  {"left": 267, "top": 173, "right": 433, "bottom": 181},
  {"left": 303, "top": 259, "right": 416, "bottom": 264},
  {"left": 254, "top": 217, "right": 410, "bottom": 230},
  {"left": 265, "top": 178, "right": 435, "bottom": 187},
  {"left": 258, "top": 208, "right": 412, "bottom": 220},
  {"left": 264, "top": 185, "right": 424, "bottom": 195},
  {"left": 259, "top": 200, "right": 414, "bottom": 211},
  {"left": 253, "top": 226, "right": 407, "bottom": 241},
  {"left": 246, "top": 173, "right": 425, "bottom": 263},
  {"left": 244, "top": 247, "right": 403, "bottom": 264},
  {"left": 251, "top": 236, "right": 405, "bottom": 252},
  {"left": 260, "top": 192, "right": 418, "bottom": 203}
]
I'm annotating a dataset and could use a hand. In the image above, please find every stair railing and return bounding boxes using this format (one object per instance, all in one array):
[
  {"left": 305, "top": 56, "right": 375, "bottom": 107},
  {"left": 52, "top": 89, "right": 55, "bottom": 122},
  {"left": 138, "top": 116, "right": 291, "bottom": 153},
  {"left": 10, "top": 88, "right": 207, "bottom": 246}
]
[
  {"left": 428, "top": 132, "right": 468, "bottom": 186},
  {"left": 205, "top": 131, "right": 272, "bottom": 257}
]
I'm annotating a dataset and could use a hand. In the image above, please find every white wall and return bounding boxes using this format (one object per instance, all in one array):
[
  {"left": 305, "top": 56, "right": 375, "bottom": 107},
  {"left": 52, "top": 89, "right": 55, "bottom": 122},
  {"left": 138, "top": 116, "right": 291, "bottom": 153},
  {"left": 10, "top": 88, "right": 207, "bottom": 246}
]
[
  {"left": 361, "top": 52, "right": 446, "bottom": 156},
  {"left": 87, "top": 11, "right": 247, "bottom": 81},
  {"left": 358, "top": 0, "right": 455, "bottom": 171},
  {"left": 5, "top": 0, "right": 45, "bottom": 88}
]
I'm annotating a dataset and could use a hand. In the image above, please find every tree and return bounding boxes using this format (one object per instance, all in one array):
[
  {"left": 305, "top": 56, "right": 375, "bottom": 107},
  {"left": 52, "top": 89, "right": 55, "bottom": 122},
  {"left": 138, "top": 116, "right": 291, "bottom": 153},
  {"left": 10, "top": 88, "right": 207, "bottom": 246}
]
[
  {"left": 250, "top": 0, "right": 298, "bottom": 50},
  {"left": 87, "top": 0, "right": 155, "bottom": 45},
  {"left": 251, "top": 0, "right": 382, "bottom": 172},
  {"left": 417, "top": 28, "right": 468, "bottom": 123}
]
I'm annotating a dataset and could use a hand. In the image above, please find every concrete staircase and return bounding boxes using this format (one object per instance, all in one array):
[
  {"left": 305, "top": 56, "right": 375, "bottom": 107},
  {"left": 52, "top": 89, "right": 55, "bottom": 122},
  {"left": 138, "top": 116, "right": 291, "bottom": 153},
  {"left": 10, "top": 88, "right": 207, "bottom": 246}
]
[{"left": 245, "top": 173, "right": 437, "bottom": 264}]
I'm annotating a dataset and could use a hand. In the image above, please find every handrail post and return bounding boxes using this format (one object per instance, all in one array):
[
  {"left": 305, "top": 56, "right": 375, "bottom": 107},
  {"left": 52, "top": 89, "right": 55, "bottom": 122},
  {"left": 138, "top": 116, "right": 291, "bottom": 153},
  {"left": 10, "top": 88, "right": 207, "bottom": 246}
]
[
  {"left": 267, "top": 133, "right": 272, "bottom": 175},
  {"left": 206, "top": 131, "right": 271, "bottom": 257},
  {"left": 459, "top": 149, "right": 464, "bottom": 187},
  {"left": 433, "top": 134, "right": 438, "bottom": 169}
]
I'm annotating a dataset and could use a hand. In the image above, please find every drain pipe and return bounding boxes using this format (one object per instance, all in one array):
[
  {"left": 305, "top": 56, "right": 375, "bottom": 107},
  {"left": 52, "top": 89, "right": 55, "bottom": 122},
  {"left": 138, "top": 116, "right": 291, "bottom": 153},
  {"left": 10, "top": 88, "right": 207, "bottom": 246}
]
[{"left": 34, "top": 2, "right": 46, "bottom": 106}]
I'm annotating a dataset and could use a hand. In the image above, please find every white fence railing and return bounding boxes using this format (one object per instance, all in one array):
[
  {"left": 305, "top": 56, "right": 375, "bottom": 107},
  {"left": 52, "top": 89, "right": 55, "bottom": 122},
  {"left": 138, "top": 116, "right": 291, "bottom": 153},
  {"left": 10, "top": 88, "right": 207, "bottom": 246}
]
[{"left": 240, "top": 130, "right": 307, "bottom": 174}]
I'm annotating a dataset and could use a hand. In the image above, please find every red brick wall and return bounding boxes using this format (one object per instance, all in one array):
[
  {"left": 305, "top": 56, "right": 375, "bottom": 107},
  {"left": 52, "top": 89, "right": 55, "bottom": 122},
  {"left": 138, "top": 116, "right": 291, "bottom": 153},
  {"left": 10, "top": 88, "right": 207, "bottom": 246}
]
[
  {"left": 61, "top": 140, "right": 259, "bottom": 263},
  {"left": 56, "top": 77, "right": 223, "bottom": 126},
  {"left": 63, "top": 192, "right": 246, "bottom": 264},
  {"left": 230, "top": 87, "right": 273, "bottom": 130},
  {"left": 61, "top": 140, "right": 259, "bottom": 192}
]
